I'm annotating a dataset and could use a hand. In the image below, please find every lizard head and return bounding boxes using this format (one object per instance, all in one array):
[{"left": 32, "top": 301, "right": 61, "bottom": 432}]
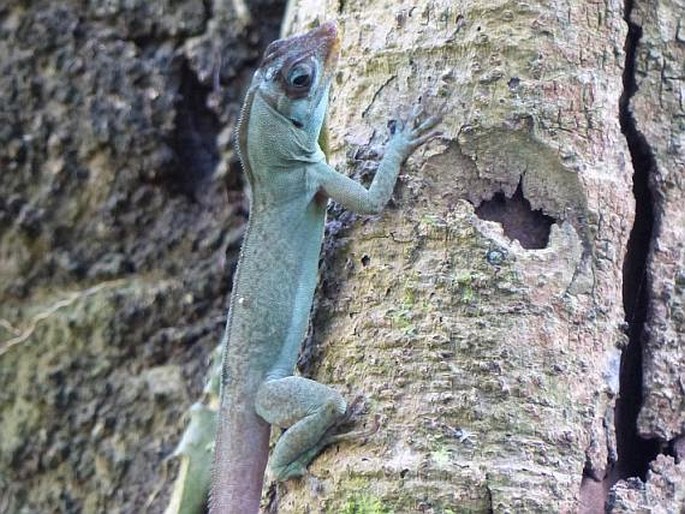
[{"left": 252, "top": 22, "right": 340, "bottom": 139}]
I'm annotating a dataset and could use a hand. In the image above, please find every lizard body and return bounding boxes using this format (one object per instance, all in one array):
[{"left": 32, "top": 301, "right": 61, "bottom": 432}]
[{"left": 209, "top": 22, "right": 440, "bottom": 514}]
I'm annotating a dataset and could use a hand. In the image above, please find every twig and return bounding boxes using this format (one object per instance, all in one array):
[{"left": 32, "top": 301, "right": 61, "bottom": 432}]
[{"left": 0, "top": 279, "right": 127, "bottom": 357}]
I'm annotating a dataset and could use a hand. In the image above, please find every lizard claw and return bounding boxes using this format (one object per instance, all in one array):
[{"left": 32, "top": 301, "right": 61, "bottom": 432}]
[
  {"left": 388, "top": 106, "right": 443, "bottom": 158},
  {"left": 317, "top": 395, "right": 380, "bottom": 446},
  {"left": 416, "top": 114, "right": 442, "bottom": 133},
  {"left": 388, "top": 102, "right": 444, "bottom": 156}
]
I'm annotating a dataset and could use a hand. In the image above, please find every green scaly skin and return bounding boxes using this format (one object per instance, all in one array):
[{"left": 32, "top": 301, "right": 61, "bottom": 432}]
[{"left": 209, "top": 22, "right": 440, "bottom": 514}]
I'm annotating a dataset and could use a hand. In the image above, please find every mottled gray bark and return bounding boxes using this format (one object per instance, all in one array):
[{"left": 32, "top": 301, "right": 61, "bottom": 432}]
[
  {"left": 272, "top": 0, "right": 682, "bottom": 512},
  {"left": 629, "top": 0, "right": 684, "bottom": 446},
  {"left": 0, "top": 1, "right": 283, "bottom": 513}
]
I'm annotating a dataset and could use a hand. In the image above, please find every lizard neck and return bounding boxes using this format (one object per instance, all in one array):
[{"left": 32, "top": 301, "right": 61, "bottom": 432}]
[{"left": 242, "top": 91, "right": 325, "bottom": 180}]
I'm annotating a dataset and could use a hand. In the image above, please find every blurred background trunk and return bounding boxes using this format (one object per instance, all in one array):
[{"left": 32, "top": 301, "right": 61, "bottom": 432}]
[{"left": 0, "top": 1, "right": 682, "bottom": 513}]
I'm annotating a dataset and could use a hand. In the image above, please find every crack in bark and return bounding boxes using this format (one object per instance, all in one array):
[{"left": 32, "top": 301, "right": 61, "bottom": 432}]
[
  {"left": 614, "top": 0, "right": 661, "bottom": 483},
  {"left": 171, "top": 59, "right": 221, "bottom": 197}
]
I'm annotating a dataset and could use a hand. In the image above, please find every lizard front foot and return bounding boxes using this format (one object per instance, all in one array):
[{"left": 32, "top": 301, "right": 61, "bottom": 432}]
[{"left": 387, "top": 104, "right": 443, "bottom": 159}]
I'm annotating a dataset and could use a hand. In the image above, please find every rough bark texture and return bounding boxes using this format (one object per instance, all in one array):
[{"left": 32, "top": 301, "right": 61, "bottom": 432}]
[
  {"left": 629, "top": 0, "right": 684, "bottom": 445},
  {"left": 276, "top": 1, "right": 632, "bottom": 512},
  {"left": 0, "top": 1, "right": 284, "bottom": 513},
  {"left": 1, "top": 0, "right": 683, "bottom": 513}
]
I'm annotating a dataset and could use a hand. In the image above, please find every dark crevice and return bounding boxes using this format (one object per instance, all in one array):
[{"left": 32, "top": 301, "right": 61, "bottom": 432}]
[
  {"left": 668, "top": 435, "right": 685, "bottom": 464},
  {"left": 170, "top": 59, "right": 220, "bottom": 197},
  {"left": 474, "top": 181, "right": 555, "bottom": 249},
  {"left": 202, "top": 0, "right": 213, "bottom": 22},
  {"left": 614, "top": 0, "right": 661, "bottom": 483}
]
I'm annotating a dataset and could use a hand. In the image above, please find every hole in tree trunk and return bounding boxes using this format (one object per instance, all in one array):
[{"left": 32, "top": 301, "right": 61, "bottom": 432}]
[{"left": 474, "top": 181, "right": 555, "bottom": 249}]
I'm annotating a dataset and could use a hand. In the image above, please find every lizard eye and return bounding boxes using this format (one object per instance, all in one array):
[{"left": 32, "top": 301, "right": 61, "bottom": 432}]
[{"left": 286, "top": 62, "right": 314, "bottom": 90}]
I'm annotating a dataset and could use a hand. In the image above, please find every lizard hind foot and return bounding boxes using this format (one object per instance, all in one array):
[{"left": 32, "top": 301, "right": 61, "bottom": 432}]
[
  {"left": 271, "top": 396, "right": 380, "bottom": 482},
  {"left": 319, "top": 394, "right": 381, "bottom": 446},
  {"left": 272, "top": 460, "right": 309, "bottom": 482}
]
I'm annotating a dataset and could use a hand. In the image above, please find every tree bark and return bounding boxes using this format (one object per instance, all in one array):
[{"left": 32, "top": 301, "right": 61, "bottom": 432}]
[
  {"left": 270, "top": 0, "right": 680, "bottom": 512},
  {"left": 628, "top": 0, "right": 684, "bottom": 445},
  {"left": 0, "top": 1, "right": 284, "bottom": 513},
  {"left": 608, "top": 0, "right": 685, "bottom": 510}
]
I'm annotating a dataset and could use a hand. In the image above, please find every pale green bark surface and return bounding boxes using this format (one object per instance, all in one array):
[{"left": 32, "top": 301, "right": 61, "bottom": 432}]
[{"left": 279, "top": 0, "right": 630, "bottom": 511}]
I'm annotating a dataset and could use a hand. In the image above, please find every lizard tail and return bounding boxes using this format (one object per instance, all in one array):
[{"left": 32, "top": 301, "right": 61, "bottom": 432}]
[{"left": 208, "top": 406, "right": 270, "bottom": 514}]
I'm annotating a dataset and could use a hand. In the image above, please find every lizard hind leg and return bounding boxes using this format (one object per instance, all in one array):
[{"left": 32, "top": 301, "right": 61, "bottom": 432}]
[{"left": 255, "top": 376, "right": 347, "bottom": 481}]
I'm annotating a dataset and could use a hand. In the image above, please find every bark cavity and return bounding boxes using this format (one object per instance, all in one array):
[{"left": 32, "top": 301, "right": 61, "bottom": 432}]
[
  {"left": 443, "top": 129, "right": 588, "bottom": 254},
  {"left": 474, "top": 181, "right": 554, "bottom": 249}
]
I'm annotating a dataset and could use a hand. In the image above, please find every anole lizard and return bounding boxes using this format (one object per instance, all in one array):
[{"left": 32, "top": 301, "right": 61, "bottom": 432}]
[{"left": 209, "top": 21, "right": 440, "bottom": 514}]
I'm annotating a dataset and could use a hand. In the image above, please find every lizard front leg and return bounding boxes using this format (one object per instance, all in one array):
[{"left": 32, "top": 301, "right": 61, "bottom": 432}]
[
  {"left": 255, "top": 376, "right": 346, "bottom": 480},
  {"left": 312, "top": 108, "right": 442, "bottom": 213}
]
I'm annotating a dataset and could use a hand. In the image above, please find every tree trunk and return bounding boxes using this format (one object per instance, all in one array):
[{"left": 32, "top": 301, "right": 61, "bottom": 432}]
[
  {"left": 608, "top": 0, "right": 685, "bottom": 510},
  {"left": 269, "top": 0, "right": 683, "bottom": 512}
]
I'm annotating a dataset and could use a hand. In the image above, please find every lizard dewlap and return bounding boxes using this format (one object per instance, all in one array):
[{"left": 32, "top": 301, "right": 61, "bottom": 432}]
[{"left": 209, "top": 21, "right": 440, "bottom": 514}]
